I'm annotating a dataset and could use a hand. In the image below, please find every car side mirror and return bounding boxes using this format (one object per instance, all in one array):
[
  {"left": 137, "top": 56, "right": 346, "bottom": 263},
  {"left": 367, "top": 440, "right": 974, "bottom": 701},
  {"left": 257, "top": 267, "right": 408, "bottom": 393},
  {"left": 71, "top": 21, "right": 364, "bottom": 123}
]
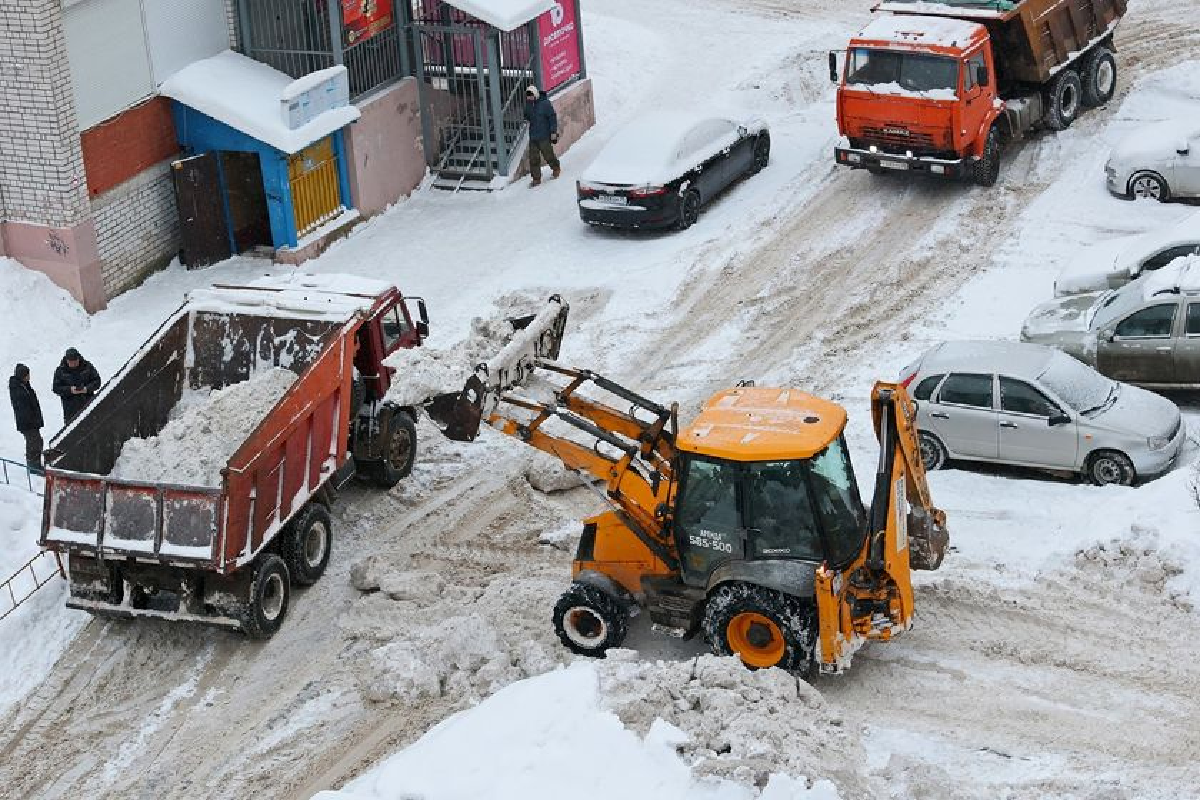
[
  {"left": 416, "top": 321, "right": 430, "bottom": 338},
  {"left": 1178, "top": 143, "right": 1191, "bottom": 156},
  {"left": 828, "top": 51, "right": 839, "bottom": 83},
  {"left": 975, "top": 64, "right": 989, "bottom": 87},
  {"left": 1048, "top": 413, "right": 1071, "bottom": 427}
]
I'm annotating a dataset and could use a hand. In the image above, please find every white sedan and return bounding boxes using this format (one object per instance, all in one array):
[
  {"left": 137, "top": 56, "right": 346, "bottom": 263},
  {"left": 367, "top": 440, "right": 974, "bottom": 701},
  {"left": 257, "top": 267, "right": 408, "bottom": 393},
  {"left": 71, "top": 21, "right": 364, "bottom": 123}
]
[
  {"left": 1054, "top": 210, "right": 1200, "bottom": 296},
  {"left": 1106, "top": 121, "right": 1200, "bottom": 201}
]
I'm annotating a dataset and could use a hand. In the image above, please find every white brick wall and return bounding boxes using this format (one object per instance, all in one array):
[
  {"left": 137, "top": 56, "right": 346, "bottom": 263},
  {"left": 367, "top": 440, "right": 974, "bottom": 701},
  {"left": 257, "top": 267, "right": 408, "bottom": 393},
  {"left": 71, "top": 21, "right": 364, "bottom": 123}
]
[{"left": 93, "top": 161, "right": 181, "bottom": 296}]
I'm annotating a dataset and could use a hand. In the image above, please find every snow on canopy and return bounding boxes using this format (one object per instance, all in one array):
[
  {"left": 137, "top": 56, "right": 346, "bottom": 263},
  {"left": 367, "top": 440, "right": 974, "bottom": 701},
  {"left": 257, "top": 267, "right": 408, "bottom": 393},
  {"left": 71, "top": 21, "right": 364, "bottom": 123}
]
[
  {"left": 159, "top": 50, "right": 361, "bottom": 154},
  {"left": 876, "top": 0, "right": 1017, "bottom": 18},
  {"left": 581, "top": 110, "right": 766, "bottom": 187},
  {"left": 442, "top": 0, "right": 554, "bottom": 31},
  {"left": 857, "top": 13, "right": 986, "bottom": 47}
]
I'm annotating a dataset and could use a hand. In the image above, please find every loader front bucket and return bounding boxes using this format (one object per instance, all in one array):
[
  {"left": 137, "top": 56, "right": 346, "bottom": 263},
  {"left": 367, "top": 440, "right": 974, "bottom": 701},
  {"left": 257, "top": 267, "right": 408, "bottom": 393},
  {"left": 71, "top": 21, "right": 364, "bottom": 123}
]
[{"left": 425, "top": 295, "right": 569, "bottom": 442}]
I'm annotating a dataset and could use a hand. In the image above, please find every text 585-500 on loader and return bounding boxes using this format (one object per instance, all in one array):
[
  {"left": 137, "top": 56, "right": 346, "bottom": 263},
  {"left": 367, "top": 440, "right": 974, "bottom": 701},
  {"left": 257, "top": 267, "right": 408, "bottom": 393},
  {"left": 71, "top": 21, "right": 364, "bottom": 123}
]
[{"left": 431, "top": 362, "right": 949, "bottom": 675}]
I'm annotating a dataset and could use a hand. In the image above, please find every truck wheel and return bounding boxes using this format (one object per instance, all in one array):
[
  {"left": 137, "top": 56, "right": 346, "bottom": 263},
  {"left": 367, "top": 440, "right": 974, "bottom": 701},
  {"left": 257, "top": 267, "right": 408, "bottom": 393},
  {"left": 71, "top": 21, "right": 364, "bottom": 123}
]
[
  {"left": 241, "top": 554, "right": 290, "bottom": 639},
  {"left": 703, "top": 582, "right": 816, "bottom": 676},
  {"left": 972, "top": 127, "right": 1001, "bottom": 187},
  {"left": 366, "top": 407, "right": 417, "bottom": 489},
  {"left": 282, "top": 503, "right": 332, "bottom": 586},
  {"left": 1045, "top": 69, "right": 1082, "bottom": 131},
  {"left": 1081, "top": 47, "right": 1117, "bottom": 107},
  {"left": 552, "top": 582, "right": 630, "bottom": 657},
  {"left": 1086, "top": 450, "right": 1135, "bottom": 487}
]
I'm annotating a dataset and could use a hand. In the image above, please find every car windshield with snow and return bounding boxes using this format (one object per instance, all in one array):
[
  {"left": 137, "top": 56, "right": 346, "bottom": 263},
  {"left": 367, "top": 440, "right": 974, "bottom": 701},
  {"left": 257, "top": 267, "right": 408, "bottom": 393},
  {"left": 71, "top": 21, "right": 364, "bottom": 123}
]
[
  {"left": 1024, "top": 254, "right": 1200, "bottom": 389},
  {"left": 902, "top": 340, "right": 1184, "bottom": 486},
  {"left": 1054, "top": 211, "right": 1200, "bottom": 296},
  {"left": 577, "top": 111, "right": 770, "bottom": 231}
]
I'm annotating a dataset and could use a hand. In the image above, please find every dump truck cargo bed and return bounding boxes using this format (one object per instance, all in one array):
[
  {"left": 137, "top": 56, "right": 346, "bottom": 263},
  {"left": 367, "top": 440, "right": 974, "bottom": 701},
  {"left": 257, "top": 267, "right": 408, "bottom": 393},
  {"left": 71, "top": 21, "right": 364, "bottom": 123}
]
[
  {"left": 40, "top": 275, "right": 393, "bottom": 574},
  {"left": 879, "top": 0, "right": 1126, "bottom": 84}
]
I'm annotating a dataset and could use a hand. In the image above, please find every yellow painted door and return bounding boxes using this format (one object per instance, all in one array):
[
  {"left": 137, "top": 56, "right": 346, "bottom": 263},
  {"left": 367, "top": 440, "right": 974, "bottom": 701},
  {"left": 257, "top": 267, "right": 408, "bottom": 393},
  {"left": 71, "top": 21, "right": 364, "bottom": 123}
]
[{"left": 288, "top": 137, "right": 342, "bottom": 239}]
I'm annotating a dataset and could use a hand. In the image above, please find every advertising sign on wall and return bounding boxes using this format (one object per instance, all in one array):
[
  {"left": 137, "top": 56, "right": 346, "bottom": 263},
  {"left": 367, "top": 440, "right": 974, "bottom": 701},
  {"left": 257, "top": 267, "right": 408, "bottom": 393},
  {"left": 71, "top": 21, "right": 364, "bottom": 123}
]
[
  {"left": 342, "top": 0, "right": 394, "bottom": 45},
  {"left": 538, "top": 0, "right": 581, "bottom": 92}
]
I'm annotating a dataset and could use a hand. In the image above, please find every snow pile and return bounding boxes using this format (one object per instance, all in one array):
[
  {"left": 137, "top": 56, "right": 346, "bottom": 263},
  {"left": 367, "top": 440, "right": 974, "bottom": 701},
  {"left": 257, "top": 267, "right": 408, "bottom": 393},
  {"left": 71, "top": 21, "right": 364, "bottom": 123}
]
[
  {"left": 110, "top": 368, "right": 297, "bottom": 486},
  {"left": 0, "top": 485, "right": 85, "bottom": 715},
  {"left": 383, "top": 293, "right": 561, "bottom": 407},
  {"left": 315, "top": 661, "right": 842, "bottom": 800}
]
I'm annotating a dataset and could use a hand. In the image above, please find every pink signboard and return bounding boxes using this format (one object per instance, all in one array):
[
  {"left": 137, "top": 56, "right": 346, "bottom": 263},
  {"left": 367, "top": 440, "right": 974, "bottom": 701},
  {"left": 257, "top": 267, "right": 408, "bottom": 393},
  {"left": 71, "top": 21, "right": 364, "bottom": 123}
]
[{"left": 537, "top": 1, "right": 581, "bottom": 92}]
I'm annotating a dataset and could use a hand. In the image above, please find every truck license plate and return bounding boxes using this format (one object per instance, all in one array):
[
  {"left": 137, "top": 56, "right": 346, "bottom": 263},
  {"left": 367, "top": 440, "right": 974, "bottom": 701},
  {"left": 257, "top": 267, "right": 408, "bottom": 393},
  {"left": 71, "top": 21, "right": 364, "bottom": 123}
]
[
  {"left": 879, "top": 159, "right": 909, "bottom": 170},
  {"left": 599, "top": 194, "right": 628, "bottom": 205}
]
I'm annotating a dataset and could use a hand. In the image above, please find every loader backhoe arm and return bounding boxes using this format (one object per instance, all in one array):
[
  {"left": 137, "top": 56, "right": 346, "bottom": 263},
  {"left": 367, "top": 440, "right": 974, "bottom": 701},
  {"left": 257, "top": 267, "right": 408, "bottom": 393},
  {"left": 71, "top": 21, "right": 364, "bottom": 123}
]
[{"left": 869, "top": 381, "right": 950, "bottom": 572}]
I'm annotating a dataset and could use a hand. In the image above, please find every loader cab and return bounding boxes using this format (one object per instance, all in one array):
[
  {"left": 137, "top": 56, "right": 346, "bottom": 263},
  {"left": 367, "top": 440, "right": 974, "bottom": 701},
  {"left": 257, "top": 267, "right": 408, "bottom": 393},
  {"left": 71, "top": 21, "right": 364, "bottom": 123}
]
[
  {"left": 673, "top": 388, "right": 867, "bottom": 587},
  {"left": 354, "top": 291, "right": 429, "bottom": 400}
]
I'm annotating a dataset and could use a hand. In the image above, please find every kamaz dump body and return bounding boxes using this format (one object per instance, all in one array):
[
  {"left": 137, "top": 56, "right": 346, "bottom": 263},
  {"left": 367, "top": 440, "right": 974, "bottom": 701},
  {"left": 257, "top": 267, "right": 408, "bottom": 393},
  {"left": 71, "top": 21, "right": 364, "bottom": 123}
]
[{"left": 39, "top": 274, "right": 429, "bottom": 634}]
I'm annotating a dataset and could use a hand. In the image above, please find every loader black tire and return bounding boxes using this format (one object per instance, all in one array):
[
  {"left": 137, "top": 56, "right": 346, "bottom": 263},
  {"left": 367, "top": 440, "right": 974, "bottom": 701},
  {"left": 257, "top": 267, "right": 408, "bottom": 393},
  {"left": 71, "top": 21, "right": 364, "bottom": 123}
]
[
  {"left": 241, "top": 554, "right": 290, "bottom": 639},
  {"left": 972, "top": 127, "right": 1001, "bottom": 187},
  {"left": 1080, "top": 47, "right": 1117, "bottom": 107},
  {"left": 552, "top": 582, "right": 629, "bottom": 657},
  {"left": 282, "top": 503, "right": 332, "bottom": 586},
  {"left": 703, "top": 582, "right": 817, "bottom": 677},
  {"left": 1044, "top": 69, "right": 1082, "bottom": 131},
  {"left": 366, "top": 406, "right": 417, "bottom": 489}
]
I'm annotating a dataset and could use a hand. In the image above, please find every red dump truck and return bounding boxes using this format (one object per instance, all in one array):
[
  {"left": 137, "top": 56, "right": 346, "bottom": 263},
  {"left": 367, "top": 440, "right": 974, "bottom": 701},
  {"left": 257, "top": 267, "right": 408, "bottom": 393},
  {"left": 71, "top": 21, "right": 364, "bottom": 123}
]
[
  {"left": 832, "top": 0, "right": 1127, "bottom": 186},
  {"left": 40, "top": 275, "right": 438, "bottom": 636}
]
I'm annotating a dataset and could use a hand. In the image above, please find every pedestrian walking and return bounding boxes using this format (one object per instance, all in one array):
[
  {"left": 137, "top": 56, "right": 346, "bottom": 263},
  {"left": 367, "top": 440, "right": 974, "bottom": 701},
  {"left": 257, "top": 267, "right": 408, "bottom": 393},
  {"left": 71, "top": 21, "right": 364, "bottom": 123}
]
[
  {"left": 524, "top": 84, "right": 561, "bottom": 186},
  {"left": 9, "top": 364, "right": 44, "bottom": 473},
  {"left": 53, "top": 348, "right": 101, "bottom": 424}
]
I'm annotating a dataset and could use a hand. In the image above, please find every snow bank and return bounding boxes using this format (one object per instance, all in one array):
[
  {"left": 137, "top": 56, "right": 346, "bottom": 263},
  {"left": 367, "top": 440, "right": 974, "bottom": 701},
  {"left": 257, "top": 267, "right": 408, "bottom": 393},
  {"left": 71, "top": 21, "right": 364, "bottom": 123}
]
[
  {"left": 315, "top": 661, "right": 843, "bottom": 800},
  {"left": 111, "top": 368, "right": 297, "bottom": 486},
  {"left": 0, "top": 485, "right": 85, "bottom": 715}
]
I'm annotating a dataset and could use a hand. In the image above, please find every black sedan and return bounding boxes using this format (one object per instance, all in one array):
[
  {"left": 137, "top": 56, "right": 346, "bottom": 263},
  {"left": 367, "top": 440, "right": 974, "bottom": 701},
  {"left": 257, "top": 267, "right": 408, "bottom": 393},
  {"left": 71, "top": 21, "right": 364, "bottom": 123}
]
[{"left": 576, "top": 111, "right": 770, "bottom": 231}]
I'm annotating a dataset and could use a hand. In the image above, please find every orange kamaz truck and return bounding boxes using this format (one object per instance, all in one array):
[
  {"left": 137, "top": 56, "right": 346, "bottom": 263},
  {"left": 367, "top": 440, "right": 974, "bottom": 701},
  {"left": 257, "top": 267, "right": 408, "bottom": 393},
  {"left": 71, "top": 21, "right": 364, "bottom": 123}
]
[{"left": 832, "top": 0, "right": 1127, "bottom": 186}]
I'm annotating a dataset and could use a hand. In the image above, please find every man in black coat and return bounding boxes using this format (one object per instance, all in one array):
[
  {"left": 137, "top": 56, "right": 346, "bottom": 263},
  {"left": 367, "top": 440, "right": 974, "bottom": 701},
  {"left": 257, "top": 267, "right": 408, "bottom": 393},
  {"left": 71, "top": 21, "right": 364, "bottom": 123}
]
[
  {"left": 9, "top": 364, "right": 44, "bottom": 472},
  {"left": 523, "top": 84, "right": 561, "bottom": 186},
  {"left": 53, "top": 348, "right": 101, "bottom": 424}
]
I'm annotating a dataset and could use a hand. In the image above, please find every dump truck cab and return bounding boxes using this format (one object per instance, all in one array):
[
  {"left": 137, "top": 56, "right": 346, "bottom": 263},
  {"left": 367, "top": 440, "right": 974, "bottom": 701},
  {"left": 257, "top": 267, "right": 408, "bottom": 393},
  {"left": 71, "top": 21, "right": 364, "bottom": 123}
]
[
  {"left": 834, "top": 14, "right": 997, "bottom": 177},
  {"left": 353, "top": 286, "right": 429, "bottom": 401}
]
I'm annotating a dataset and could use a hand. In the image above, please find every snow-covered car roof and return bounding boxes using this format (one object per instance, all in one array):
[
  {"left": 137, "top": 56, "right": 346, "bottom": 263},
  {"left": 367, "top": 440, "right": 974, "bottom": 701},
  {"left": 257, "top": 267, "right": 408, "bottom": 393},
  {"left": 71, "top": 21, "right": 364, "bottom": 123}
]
[
  {"left": 1140, "top": 254, "right": 1200, "bottom": 300},
  {"left": 1055, "top": 211, "right": 1200, "bottom": 291},
  {"left": 581, "top": 110, "right": 767, "bottom": 187},
  {"left": 855, "top": 13, "right": 987, "bottom": 49},
  {"left": 918, "top": 340, "right": 1058, "bottom": 381},
  {"left": 1107, "top": 120, "right": 1200, "bottom": 168}
]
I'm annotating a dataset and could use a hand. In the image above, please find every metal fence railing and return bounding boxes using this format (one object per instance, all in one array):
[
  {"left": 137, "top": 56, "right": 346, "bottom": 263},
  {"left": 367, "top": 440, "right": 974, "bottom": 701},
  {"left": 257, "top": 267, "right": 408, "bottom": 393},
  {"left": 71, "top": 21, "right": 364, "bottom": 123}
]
[
  {"left": 1, "top": 551, "right": 65, "bottom": 623},
  {"left": 0, "top": 456, "right": 42, "bottom": 496}
]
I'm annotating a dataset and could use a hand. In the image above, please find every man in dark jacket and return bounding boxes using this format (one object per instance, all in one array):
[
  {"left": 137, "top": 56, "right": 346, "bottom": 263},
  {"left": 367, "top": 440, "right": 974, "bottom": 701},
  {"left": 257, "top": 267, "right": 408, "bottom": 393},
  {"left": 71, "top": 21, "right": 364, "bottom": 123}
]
[
  {"left": 523, "top": 84, "right": 560, "bottom": 186},
  {"left": 9, "top": 364, "right": 44, "bottom": 472},
  {"left": 53, "top": 348, "right": 101, "bottom": 424}
]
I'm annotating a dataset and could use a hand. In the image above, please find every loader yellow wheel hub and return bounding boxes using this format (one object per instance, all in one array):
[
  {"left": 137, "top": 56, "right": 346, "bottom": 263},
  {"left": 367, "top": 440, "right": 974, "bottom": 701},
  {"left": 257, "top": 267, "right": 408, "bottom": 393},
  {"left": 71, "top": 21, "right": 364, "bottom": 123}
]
[{"left": 727, "top": 612, "right": 786, "bottom": 668}]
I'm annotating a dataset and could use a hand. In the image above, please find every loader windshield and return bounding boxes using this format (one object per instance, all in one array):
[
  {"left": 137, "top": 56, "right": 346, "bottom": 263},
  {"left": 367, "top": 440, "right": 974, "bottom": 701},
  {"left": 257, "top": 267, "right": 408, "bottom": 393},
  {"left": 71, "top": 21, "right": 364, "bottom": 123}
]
[{"left": 847, "top": 49, "right": 959, "bottom": 96}]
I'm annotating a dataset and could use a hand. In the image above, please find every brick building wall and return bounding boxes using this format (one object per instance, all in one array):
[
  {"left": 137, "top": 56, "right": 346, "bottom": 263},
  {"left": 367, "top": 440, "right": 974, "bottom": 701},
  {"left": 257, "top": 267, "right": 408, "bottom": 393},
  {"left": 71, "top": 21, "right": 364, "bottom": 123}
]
[
  {"left": 93, "top": 162, "right": 181, "bottom": 296},
  {"left": 0, "top": 0, "right": 89, "bottom": 227}
]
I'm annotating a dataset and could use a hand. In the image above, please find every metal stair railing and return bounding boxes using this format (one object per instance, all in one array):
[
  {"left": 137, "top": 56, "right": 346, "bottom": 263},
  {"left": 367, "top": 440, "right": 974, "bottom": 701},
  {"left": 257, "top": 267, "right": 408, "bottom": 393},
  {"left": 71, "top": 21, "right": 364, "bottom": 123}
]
[
  {"left": 0, "top": 551, "right": 65, "bottom": 622},
  {"left": 0, "top": 455, "right": 64, "bottom": 622},
  {"left": 0, "top": 456, "right": 42, "bottom": 496}
]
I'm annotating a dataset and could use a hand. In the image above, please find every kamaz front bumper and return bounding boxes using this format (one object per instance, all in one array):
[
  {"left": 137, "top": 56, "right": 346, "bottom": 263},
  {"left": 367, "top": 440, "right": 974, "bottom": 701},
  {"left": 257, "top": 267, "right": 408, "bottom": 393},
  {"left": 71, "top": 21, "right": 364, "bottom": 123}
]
[{"left": 834, "top": 146, "right": 967, "bottom": 178}]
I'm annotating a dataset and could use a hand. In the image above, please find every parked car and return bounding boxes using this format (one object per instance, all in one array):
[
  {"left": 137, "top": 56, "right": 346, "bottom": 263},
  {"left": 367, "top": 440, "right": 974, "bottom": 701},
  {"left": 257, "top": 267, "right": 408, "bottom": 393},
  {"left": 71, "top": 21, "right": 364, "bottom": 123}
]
[
  {"left": 577, "top": 111, "right": 770, "bottom": 231},
  {"left": 1023, "top": 255, "right": 1200, "bottom": 389},
  {"left": 900, "top": 341, "right": 1184, "bottom": 486},
  {"left": 1054, "top": 211, "right": 1200, "bottom": 296},
  {"left": 1106, "top": 120, "right": 1200, "bottom": 201}
]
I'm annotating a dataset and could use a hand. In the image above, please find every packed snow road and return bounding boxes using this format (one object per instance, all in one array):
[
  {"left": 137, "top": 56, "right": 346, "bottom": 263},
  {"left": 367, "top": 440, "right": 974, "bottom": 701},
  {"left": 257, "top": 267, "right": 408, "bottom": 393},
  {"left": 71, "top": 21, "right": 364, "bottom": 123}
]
[{"left": 2, "top": 0, "right": 1200, "bottom": 798}]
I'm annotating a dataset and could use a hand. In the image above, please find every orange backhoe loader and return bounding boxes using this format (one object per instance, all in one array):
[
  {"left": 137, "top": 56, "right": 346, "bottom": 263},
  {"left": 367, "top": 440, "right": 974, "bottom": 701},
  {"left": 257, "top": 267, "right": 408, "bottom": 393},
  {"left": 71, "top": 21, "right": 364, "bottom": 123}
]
[{"left": 430, "top": 361, "right": 949, "bottom": 675}]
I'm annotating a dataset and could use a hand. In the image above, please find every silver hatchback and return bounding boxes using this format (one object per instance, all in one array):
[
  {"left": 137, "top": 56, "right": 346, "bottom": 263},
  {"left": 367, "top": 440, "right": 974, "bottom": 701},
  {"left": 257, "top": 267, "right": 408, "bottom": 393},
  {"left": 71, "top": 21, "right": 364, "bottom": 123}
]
[{"left": 901, "top": 341, "right": 1185, "bottom": 486}]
